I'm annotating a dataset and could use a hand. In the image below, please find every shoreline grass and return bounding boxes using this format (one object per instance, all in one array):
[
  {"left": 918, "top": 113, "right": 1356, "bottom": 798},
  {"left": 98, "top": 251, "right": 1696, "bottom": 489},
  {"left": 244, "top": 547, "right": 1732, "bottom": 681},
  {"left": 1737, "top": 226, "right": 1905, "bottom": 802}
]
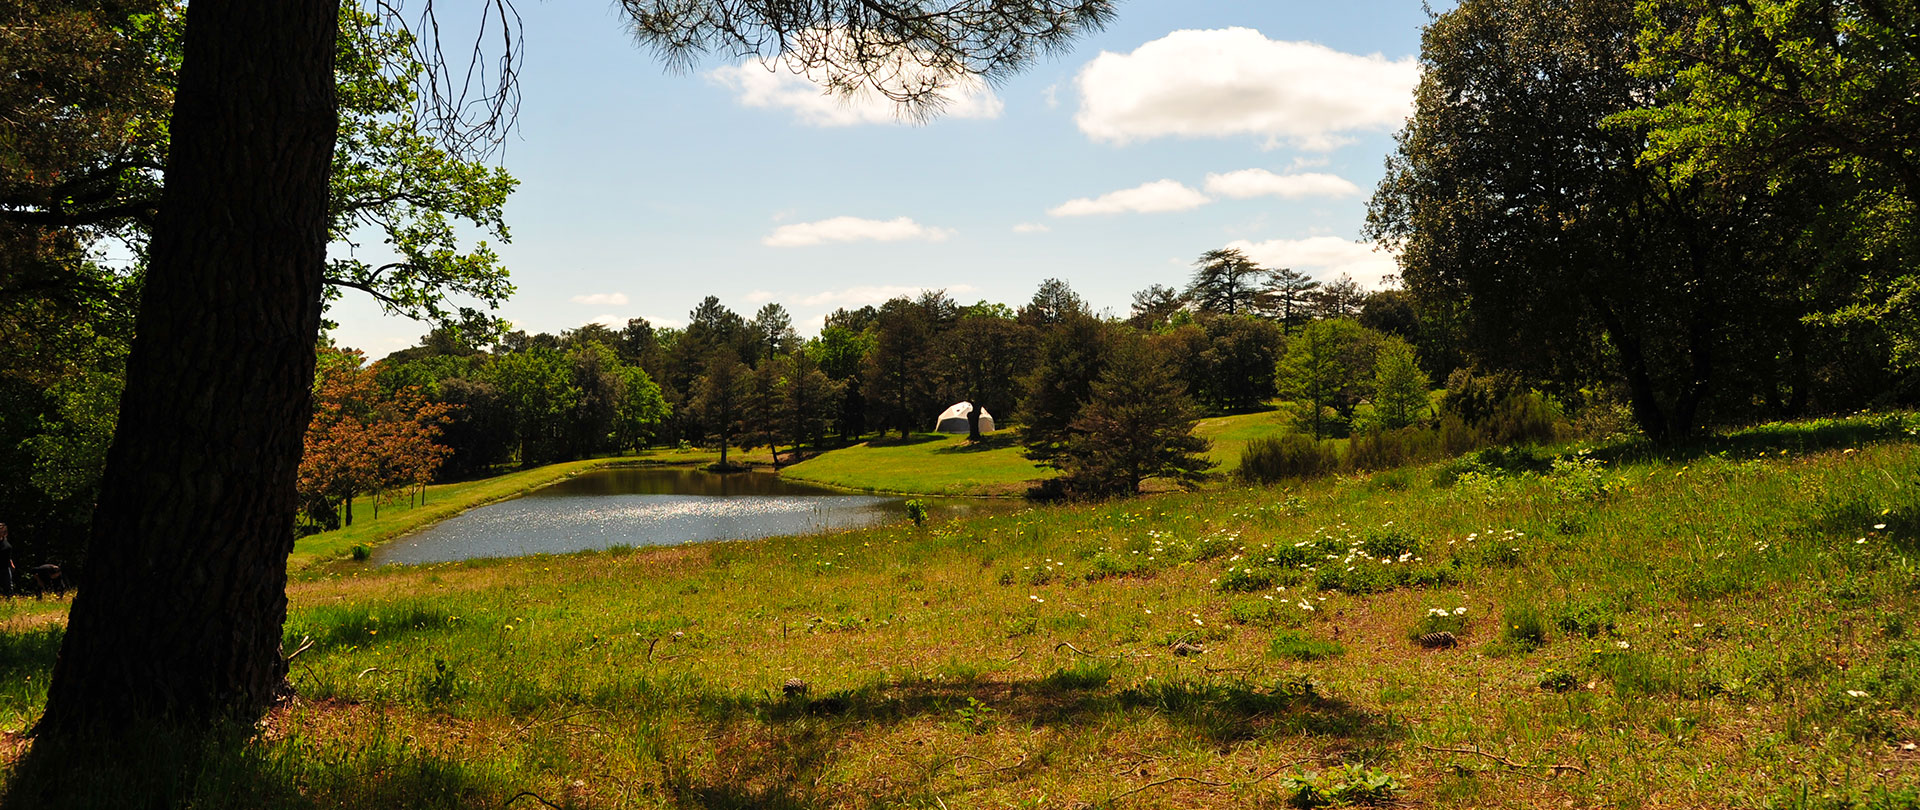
[
  {"left": 5, "top": 413, "right": 1918, "bottom": 808},
  {"left": 781, "top": 430, "right": 1054, "bottom": 496}
]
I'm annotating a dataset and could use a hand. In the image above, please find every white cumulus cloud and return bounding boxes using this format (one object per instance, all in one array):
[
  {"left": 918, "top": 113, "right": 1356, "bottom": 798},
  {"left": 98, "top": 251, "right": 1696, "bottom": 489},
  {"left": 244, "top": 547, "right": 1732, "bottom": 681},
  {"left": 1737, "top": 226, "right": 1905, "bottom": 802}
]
[
  {"left": 586, "top": 314, "right": 627, "bottom": 330},
  {"left": 710, "top": 36, "right": 1003, "bottom": 127},
  {"left": 1048, "top": 179, "right": 1210, "bottom": 217},
  {"left": 1204, "top": 169, "right": 1361, "bottom": 199},
  {"left": 1012, "top": 222, "right": 1051, "bottom": 234},
  {"left": 570, "top": 292, "right": 629, "bottom": 306},
  {"left": 1226, "top": 236, "right": 1400, "bottom": 288},
  {"left": 763, "top": 216, "right": 955, "bottom": 247},
  {"left": 1074, "top": 28, "right": 1418, "bottom": 150}
]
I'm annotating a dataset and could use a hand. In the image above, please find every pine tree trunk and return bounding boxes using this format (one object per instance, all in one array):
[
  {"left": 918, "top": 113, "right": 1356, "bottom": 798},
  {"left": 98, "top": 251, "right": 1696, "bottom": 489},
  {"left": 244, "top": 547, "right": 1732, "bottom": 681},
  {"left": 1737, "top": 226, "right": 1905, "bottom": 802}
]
[{"left": 33, "top": 0, "right": 338, "bottom": 738}]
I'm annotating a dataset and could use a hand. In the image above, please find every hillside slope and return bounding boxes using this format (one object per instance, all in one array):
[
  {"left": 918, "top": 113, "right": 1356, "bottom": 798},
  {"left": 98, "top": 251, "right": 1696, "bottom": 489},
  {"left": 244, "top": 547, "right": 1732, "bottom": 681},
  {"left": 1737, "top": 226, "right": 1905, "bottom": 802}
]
[{"left": 3, "top": 414, "right": 1916, "bottom": 809}]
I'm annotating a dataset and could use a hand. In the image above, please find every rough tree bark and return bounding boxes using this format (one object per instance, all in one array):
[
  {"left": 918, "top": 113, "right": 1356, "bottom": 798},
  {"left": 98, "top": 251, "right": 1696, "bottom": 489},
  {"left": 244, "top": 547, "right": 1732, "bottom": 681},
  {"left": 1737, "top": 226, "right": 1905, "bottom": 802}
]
[{"left": 34, "top": 0, "right": 339, "bottom": 736}]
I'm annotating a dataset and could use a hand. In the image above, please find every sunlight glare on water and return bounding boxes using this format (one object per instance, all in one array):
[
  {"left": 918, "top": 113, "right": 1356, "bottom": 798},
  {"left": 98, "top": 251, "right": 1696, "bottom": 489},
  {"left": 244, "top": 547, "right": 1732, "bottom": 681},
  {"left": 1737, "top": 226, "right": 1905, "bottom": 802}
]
[{"left": 372, "top": 468, "right": 949, "bottom": 565}]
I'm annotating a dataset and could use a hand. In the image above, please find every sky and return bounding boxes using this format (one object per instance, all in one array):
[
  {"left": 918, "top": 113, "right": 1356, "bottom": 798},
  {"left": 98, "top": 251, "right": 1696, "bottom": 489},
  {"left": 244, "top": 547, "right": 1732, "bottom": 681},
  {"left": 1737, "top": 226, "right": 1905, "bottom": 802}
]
[{"left": 325, "top": 0, "right": 1440, "bottom": 356}]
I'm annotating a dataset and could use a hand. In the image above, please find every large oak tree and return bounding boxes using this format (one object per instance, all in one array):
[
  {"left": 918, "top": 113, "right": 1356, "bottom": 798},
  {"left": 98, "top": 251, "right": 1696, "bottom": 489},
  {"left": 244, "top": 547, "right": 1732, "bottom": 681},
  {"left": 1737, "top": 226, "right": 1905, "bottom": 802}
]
[{"left": 16, "top": 0, "right": 1117, "bottom": 794}]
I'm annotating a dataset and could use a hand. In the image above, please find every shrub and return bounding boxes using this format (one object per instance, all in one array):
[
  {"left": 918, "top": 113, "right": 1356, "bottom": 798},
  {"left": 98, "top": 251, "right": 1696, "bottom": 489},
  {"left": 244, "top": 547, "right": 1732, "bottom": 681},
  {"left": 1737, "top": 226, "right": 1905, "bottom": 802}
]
[
  {"left": 1538, "top": 668, "right": 1579, "bottom": 693},
  {"left": 1283, "top": 763, "right": 1404, "bottom": 808},
  {"left": 1084, "top": 550, "right": 1153, "bottom": 581},
  {"left": 1226, "top": 598, "right": 1310, "bottom": 628},
  {"left": 1217, "top": 565, "right": 1277, "bottom": 593},
  {"left": 1239, "top": 434, "right": 1340, "bottom": 485},
  {"left": 1360, "top": 527, "right": 1420, "bottom": 558},
  {"left": 1552, "top": 596, "right": 1618, "bottom": 638},
  {"left": 1346, "top": 426, "right": 1444, "bottom": 471}
]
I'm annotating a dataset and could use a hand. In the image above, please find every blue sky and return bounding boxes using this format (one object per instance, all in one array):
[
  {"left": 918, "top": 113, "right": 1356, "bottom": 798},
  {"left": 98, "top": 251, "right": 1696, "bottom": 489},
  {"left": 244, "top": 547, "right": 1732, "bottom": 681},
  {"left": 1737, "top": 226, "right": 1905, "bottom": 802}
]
[{"left": 326, "top": 1, "right": 1439, "bottom": 355}]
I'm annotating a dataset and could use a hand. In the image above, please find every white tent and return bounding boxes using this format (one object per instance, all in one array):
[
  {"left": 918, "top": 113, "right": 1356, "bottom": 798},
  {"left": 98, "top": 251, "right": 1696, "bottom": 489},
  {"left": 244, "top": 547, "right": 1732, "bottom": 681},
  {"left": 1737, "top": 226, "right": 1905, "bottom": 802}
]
[{"left": 934, "top": 402, "right": 994, "bottom": 434}]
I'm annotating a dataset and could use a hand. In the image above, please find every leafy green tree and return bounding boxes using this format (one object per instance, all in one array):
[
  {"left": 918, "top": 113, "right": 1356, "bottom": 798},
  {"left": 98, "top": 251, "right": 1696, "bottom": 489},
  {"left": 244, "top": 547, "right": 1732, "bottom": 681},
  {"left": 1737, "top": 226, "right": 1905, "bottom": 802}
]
[
  {"left": 1060, "top": 336, "right": 1214, "bottom": 495},
  {"left": 778, "top": 350, "right": 840, "bottom": 455},
  {"left": 692, "top": 351, "right": 750, "bottom": 467},
  {"left": 811, "top": 323, "right": 873, "bottom": 440},
  {"left": 21, "top": 0, "right": 1117, "bottom": 758},
  {"left": 1627, "top": 0, "right": 1920, "bottom": 371},
  {"left": 1365, "top": 0, "right": 1815, "bottom": 438},
  {"left": 863, "top": 297, "right": 936, "bottom": 439},
  {"left": 563, "top": 342, "right": 623, "bottom": 459},
  {"left": 1186, "top": 248, "right": 1263, "bottom": 316},
  {"left": 433, "top": 376, "right": 516, "bottom": 478},
  {"left": 1017, "top": 277, "right": 1087, "bottom": 328},
  {"left": 489, "top": 346, "right": 577, "bottom": 466},
  {"left": 1128, "top": 283, "right": 1186, "bottom": 330},
  {"left": 1277, "top": 319, "right": 1379, "bottom": 439},
  {"left": 739, "top": 358, "right": 788, "bottom": 465},
  {"left": 1309, "top": 275, "right": 1366, "bottom": 320},
  {"left": 1371, "top": 336, "right": 1432, "bottom": 429},
  {"left": 612, "top": 364, "right": 670, "bottom": 453},
  {"left": 1019, "top": 313, "right": 1115, "bottom": 467},
  {"left": 945, "top": 310, "right": 1034, "bottom": 440},
  {"left": 1198, "top": 315, "right": 1284, "bottom": 412},
  {"left": 749, "top": 303, "right": 798, "bottom": 362},
  {"left": 1258, "top": 267, "right": 1320, "bottom": 332}
]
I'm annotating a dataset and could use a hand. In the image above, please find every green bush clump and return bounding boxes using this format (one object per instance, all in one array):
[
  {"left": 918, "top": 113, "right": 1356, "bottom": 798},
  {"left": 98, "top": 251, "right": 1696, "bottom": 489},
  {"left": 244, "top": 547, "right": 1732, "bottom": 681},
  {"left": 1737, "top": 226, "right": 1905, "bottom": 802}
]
[
  {"left": 1239, "top": 434, "right": 1340, "bottom": 485},
  {"left": 1216, "top": 564, "right": 1277, "bottom": 593},
  {"left": 1084, "top": 550, "right": 1153, "bottom": 581},
  {"left": 1283, "top": 763, "right": 1404, "bottom": 808},
  {"left": 1346, "top": 427, "right": 1444, "bottom": 472},
  {"left": 1225, "top": 598, "right": 1310, "bottom": 628},
  {"left": 1269, "top": 630, "right": 1346, "bottom": 661},
  {"left": 1553, "top": 596, "right": 1618, "bottom": 638},
  {"left": 1316, "top": 561, "right": 1456, "bottom": 595},
  {"left": 1538, "top": 668, "right": 1579, "bottom": 692},
  {"left": 1502, "top": 603, "right": 1550, "bottom": 651},
  {"left": 1359, "top": 528, "right": 1420, "bottom": 558}
]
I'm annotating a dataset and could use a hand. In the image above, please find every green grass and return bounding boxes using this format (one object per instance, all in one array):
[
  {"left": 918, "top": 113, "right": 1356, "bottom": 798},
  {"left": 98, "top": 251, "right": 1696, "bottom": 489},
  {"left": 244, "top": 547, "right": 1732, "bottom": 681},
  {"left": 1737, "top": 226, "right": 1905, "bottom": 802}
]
[
  {"left": 781, "top": 429, "right": 1053, "bottom": 496},
  {"left": 1194, "top": 406, "right": 1297, "bottom": 472},
  {"left": 4, "top": 412, "right": 1918, "bottom": 809}
]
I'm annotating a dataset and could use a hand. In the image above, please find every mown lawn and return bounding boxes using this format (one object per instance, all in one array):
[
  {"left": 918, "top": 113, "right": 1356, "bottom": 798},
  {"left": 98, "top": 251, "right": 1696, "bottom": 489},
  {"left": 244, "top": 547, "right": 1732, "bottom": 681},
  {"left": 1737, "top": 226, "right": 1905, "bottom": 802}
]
[
  {"left": 3, "top": 414, "right": 1917, "bottom": 809},
  {"left": 782, "top": 430, "right": 1053, "bottom": 496},
  {"left": 1195, "top": 407, "right": 1294, "bottom": 472}
]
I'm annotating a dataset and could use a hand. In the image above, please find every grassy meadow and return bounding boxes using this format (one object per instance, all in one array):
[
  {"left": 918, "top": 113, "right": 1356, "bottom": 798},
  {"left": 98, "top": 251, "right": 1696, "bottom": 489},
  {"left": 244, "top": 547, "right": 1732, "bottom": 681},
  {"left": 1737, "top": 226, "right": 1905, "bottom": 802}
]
[
  {"left": 3, "top": 414, "right": 1919, "bottom": 809},
  {"left": 1195, "top": 408, "right": 1296, "bottom": 472},
  {"left": 781, "top": 430, "right": 1055, "bottom": 496}
]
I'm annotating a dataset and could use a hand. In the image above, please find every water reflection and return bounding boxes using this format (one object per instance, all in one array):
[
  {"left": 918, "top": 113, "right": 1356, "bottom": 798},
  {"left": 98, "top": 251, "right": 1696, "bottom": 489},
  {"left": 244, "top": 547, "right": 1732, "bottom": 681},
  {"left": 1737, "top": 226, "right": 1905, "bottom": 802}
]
[{"left": 374, "top": 467, "right": 1011, "bottom": 565}]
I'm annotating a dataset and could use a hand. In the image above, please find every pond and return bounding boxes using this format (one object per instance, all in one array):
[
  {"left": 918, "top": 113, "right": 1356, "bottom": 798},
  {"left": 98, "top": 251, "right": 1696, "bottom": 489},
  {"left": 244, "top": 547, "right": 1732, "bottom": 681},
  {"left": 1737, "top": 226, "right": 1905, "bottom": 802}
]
[{"left": 372, "top": 467, "right": 1016, "bottom": 565}]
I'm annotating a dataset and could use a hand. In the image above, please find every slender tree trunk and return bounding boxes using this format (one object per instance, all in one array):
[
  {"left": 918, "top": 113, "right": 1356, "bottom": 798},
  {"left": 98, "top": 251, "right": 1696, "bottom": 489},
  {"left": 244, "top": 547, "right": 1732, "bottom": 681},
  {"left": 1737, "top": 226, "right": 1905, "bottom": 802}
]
[
  {"left": 33, "top": 0, "right": 338, "bottom": 738},
  {"left": 1588, "top": 295, "right": 1669, "bottom": 440},
  {"left": 967, "top": 403, "right": 982, "bottom": 441}
]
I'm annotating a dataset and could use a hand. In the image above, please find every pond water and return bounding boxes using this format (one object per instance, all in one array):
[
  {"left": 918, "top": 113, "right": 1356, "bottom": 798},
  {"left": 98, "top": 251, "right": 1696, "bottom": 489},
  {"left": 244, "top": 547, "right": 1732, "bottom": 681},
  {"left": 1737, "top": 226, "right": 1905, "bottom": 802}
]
[{"left": 373, "top": 467, "right": 1015, "bottom": 565}]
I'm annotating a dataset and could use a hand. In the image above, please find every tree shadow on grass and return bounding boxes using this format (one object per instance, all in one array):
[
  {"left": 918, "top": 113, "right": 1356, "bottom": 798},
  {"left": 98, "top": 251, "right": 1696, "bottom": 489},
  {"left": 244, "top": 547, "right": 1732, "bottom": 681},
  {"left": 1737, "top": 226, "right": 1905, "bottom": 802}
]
[
  {"left": 931, "top": 433, "right": 1020, "bottom": 455},
  {"left": 1588, "top": 413, "right": 1916, "bottom": 467},
  {"left": 5, "top": 716, "right": 514, "bottom": 810},
  {"left": 863, "top": 433, "right": 945, "bottom": 448},
  {"left": 0, "top": 626, "right": 61, "bottom": 683},
  {"left": 655, "top": 667, "right": 1396, "bottom": 809}
]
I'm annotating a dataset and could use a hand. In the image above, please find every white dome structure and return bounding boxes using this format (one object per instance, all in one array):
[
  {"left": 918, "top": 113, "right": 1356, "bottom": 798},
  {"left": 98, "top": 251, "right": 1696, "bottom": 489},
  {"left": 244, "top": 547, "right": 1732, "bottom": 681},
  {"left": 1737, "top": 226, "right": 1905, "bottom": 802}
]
[{"left": 934, "top": 402, "right": 994, "bottom": 434}]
